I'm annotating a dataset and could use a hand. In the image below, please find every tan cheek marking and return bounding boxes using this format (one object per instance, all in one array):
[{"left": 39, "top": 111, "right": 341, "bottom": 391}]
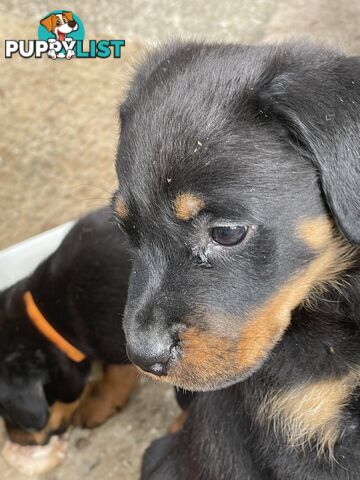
[
  {"left": 180, "top": 329, "right": 235, "bottom": 374},
  {"left": 114, "top": 194, "right": 128, "bottom": 220},
  {"left": 296, "top": 215, "right": 358, "bottom": 304},
  {"left": 167, "top": 328, "right": 241, "bottom": 390},
  {"left": 237, "top": 243, "right": 343, "bottom": 371},
  {"left": 173, "top": 193, "right": 205, "bottom": 220},
  {"left": 297, "top": 216, "right": 334, "bottom": 250},
  {"left": 238, "top": 216, "right": 359, "bottom": 371},
  {"left": 257, "top": 372, "right": 360, "bottom": 459},
  {"left": 136, "top": 328, "right": 240, "bottom": 390}
]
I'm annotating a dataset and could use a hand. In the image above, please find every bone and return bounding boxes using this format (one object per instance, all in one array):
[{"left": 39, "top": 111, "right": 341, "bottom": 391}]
[{"left": 2, "top": 435, "right": 68, "bottom": 476}]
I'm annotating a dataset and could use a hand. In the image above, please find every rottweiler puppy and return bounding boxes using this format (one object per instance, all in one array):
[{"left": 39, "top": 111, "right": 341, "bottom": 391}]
[
  {"left": 112, "top": 41, "right": 360, "bottom": 479},
  {"left": 0, "top": 208, "right": 137, "bottom": 445}
]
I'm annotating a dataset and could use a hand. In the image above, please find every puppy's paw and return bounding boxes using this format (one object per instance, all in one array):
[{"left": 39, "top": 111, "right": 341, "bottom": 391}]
[
  {"left": 72, "top": 390, "right": 116, "bottom": 429},
  {"left": 72, "top": 365, "right": 138, "bottom": 429}
]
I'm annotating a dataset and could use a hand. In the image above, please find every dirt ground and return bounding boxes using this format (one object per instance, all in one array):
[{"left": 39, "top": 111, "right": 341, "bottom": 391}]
[{"left": 1, "top": 1, "right": 360, "bottom": 479}]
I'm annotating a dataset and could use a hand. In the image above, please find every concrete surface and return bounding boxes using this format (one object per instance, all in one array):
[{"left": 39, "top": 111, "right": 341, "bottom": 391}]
[{"left": 1, "top": 0, "right": 360, "bottom": 479}]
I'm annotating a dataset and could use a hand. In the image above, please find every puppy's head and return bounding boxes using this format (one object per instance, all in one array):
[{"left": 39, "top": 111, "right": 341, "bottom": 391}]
[
  {"left": 0, "top": 290, "right": 51, "bottom": 434},
  {"left": 40, "top": 11, "right": 77, "bottom": 37},
  {"left": 0, "top": 348, "right": 49, "bottom": 431},
  {"left": 114, "top": 42, "right": 360, "bottom": 391}
]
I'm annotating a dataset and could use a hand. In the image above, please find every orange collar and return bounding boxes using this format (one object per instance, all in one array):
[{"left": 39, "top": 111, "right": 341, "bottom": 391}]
[{"left": 23, "top": 291, "right": 86, "bottom": 363}]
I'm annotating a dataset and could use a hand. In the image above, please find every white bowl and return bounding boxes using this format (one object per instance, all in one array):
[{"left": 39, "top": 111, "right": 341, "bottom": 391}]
[{"left": 0, "top": 222, "right": 75, "bottom": 290}]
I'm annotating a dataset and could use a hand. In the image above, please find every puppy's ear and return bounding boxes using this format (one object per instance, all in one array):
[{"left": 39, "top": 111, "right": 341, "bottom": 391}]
[
  {"left": 261, "top": 54, "right": 360, "bottom": 244},
  {"left": 40, "top": 14, "right": 56, "bottom": 32},
  {"left": 62, "top": 11, "right": 74, "bottom": 22},
  {"left": 0, "top": 380, "right": 49, "bottom": 431}
]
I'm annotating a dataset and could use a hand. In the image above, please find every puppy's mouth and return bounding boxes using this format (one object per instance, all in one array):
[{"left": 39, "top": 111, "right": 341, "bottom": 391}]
[
  {"left": 127, "top": 296, "right": 296, "bottom": 390},
  {"left": 132, "top": 326, "right": 280, "bottom": 392},
  {"left": 57, "top": 31, "right": 66, "bottom": 42}
]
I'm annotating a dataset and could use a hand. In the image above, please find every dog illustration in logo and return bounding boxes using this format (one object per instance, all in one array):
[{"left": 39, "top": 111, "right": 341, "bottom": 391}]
[{"left": 40, "top": 11, "right": 78, "bottom": 59}]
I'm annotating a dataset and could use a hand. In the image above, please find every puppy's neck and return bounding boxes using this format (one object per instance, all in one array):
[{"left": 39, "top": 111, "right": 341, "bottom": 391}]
[
  {"left": 1, "top": 263, "right": 89, "bottom": 359},
  {"left": 0, "top": 279, "right": 48, "bottom": 354}
]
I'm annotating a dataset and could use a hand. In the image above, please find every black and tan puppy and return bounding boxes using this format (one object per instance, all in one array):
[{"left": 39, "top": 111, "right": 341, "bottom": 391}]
[
  {"left": 113, "top": 41, "right": 360, "bottom": 479},
  {"left": 0, "top": 208, "right": 137, "bottom": 445}
]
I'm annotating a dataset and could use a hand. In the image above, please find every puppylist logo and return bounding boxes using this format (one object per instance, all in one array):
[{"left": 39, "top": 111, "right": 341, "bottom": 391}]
[{"left": 5, "top": 10, "right": 125, "bottom": 60}]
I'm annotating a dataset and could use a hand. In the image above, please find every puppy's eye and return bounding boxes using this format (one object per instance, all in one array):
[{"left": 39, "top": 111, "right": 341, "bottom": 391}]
[{"left": 210, "top": 226, "right": 247, "bottom": 246}]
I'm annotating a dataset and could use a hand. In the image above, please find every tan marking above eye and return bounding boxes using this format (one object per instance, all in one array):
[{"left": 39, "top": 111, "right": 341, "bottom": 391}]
[
  {"left": 114, "top": 195, "right": 128, "bottom": 220},
  {"left": 295, "top": 215, "right": 358, "bottom": 305},
  {"left": 173, "top": 193, "right": 205, "bottom": 221}
]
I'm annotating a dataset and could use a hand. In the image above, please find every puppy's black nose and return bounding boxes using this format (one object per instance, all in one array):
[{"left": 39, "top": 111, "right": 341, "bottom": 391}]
[
  {"left": 127, "top": 341, "right": 176, "bottom": 376},
  {"left": 68, "top": 20, "right": 76, "bottom": 28}
]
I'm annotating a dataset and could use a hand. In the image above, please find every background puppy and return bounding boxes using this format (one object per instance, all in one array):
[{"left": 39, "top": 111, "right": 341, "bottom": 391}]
[
  {"left": 0, "top": 208, "right": 137, "bottom": 445},
  {"left": 113, "top": 41, "right": 360, "bottom": 479}
]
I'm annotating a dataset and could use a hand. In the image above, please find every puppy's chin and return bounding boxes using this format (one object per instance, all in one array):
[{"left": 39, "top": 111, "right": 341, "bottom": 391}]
[{"left": 134, "top": 356, "right": 267, "bottom": 392}]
